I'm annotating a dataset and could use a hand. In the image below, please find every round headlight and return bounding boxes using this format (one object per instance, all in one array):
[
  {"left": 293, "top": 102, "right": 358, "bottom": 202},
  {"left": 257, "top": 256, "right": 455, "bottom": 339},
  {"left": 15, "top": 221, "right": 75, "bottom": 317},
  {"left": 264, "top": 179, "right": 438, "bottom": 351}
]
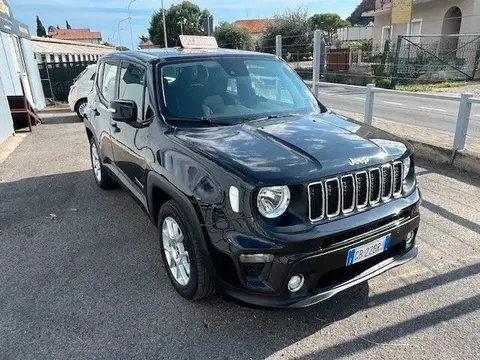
[
  {"left": 402, "top": 156, "right": 411, "bottom": 180},
  {"left": 257, "top": 186, "right": 291, "bottom": 219}
]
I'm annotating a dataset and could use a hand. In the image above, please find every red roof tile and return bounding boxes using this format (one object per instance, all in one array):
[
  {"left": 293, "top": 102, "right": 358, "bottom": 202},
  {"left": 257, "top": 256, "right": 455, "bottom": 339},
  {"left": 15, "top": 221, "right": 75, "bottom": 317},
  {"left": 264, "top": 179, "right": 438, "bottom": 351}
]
[
  {"left": 233, "top": 19, "right": 273, "bottom": 34},
  {"left": 49, "top": 28, "right": 102, "bottom": 40}
]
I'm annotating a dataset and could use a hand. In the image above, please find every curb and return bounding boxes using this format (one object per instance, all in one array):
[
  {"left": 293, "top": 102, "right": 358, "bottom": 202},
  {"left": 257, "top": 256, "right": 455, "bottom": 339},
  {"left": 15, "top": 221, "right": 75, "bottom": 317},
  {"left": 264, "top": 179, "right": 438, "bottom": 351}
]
[
  {"left": 39, "top": 106, "right": 71, "bottom": 114},
  {"left": 405, "top": 140, "right": 480, "bottom": 178}
]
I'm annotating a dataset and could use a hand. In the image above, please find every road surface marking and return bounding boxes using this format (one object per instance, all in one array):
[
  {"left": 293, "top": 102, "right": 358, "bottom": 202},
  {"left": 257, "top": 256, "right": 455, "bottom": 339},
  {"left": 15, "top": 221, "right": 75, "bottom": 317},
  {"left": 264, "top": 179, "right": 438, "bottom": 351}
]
[
  {"left": 473, "top": 114, "right": 480, "bottom": 117},
  {"left": 420, "top": 106, "right": 447, "bottom": 112},
  {"left": 383, "top": 101, "right": 403, "bottom": 106},
  {"left": 354, "top": 97, "right": 364, "bottom": 100}
]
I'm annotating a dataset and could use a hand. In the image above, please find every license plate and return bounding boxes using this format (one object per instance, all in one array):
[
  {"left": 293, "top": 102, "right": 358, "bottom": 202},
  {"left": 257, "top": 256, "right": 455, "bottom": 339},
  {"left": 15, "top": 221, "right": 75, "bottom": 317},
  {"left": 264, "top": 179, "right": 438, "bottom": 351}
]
[{"left": 346, "top": 234, "right": 391, "bottom": 266}]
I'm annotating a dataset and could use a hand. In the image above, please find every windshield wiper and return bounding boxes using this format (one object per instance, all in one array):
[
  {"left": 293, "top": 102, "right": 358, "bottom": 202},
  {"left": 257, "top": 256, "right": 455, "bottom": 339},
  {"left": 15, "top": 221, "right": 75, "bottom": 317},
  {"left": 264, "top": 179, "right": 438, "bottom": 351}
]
[
  {"left": 250, "top": 113, "right": 303, "bottom": 121},
  {"left": 166, "top": 116, "right": 242, "bottom": 126}
]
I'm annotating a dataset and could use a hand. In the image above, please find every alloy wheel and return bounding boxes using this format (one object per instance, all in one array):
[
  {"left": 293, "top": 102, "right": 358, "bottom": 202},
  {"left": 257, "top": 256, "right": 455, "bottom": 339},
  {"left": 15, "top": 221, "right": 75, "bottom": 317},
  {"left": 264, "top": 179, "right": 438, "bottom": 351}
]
[{"left": 162, "top": 216, "right": 191, "bottom": 286}]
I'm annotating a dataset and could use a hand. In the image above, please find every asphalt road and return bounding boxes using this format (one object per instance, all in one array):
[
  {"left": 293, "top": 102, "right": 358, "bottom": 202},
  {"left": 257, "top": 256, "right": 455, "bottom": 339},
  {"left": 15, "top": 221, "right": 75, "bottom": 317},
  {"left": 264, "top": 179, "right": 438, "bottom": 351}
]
[
  {"left": 317, "top": 83, "right": 480, "bottom": 138},
  {"left": 1, "top": 112, "right": 479, "bottom": 359}
]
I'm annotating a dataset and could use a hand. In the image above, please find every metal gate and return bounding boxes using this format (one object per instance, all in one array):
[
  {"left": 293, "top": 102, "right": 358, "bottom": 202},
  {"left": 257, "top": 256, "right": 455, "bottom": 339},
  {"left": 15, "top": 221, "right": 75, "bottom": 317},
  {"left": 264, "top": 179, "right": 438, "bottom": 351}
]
[{"left": 393, "top": 34, "right": 480, "bottom": 84}]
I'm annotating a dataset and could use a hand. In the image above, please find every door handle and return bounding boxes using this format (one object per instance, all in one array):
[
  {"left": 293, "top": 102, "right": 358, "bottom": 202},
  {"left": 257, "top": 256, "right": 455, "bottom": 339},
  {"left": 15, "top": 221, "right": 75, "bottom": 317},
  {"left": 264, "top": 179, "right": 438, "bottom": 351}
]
[
  {"left": 92, "top": 108, "right": 100, "bottom": 116},
  {"left": 111, "top": 123, "right": 121, "bottom": 133}
]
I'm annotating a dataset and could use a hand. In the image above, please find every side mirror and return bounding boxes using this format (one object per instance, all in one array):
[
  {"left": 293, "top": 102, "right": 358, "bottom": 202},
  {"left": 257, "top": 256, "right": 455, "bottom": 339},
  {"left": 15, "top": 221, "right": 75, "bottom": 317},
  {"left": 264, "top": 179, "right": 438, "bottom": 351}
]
[{"left": 109, "top": 100, "right": 137, "bottom": 123}]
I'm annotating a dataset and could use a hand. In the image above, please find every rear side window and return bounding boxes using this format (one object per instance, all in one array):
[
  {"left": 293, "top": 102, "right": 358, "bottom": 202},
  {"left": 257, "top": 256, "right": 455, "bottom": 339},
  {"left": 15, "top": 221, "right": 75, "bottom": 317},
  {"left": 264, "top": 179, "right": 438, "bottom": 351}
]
[
  {"left": 101, "top": 63, "right": 119, "bottom": 102},
  {"left": 118, "top": 62, "right": 146, "bottom": 119}
]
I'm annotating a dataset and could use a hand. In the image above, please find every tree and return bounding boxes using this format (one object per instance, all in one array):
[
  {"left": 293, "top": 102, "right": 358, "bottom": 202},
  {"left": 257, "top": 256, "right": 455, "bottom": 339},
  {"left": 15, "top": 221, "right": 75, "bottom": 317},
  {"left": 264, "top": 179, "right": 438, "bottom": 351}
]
[
  {"left": 148, "top": 1, "right": 211, "bottom": 47},
  {"left": 66, "top": 20, "right": 72, "bottom": 29},
  {"left": 346, "top": 0, "right": 375, "bottom": 26},
  {"left": 48, "top": 25, "right": 55, "bottom": 33},
  {"left": 36, "top": 16, "right": 47, "bottom": 37},
  {"left": 139, "top": 35, "right": 150, "bottom": 43},
  {"left": 116, "top": 46, "right": 130, "bottom": 51},
  {"left": 102, "top": 41, "right": 114, "bottom": 47},
  {"left": 262, "top": 9, "right": 312, "bottom": 57},
  {"left": 309, "top": 13, "right": 350, "bottom": 45},
  {"left": 214, "top": 22, "right": 254, "bottom": 50},
  {"left": 57, "top": 25, "right": 60, "bottom": 29}
]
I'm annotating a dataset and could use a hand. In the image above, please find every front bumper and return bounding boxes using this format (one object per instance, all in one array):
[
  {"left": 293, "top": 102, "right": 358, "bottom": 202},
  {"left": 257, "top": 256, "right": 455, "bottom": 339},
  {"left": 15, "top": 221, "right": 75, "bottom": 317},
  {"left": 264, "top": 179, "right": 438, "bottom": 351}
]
[
  {"left": 210, "top": 189, "right": 421, "bottom": 308},
  {"left": 223, "top": 246, "right": 417, "bottom": 308}
]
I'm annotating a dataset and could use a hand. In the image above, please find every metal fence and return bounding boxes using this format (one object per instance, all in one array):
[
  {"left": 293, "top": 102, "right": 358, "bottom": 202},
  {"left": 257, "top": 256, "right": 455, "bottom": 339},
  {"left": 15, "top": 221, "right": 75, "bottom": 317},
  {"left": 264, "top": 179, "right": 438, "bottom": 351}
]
[
  {"left": 394, "top": 34, "right": 480, "bottom": 83},
  {"left": 273, "top": 30, "right": 478, "bottom": 156},
  {"left": 38, "top": 61, "right": 96, "bottom": 101}
]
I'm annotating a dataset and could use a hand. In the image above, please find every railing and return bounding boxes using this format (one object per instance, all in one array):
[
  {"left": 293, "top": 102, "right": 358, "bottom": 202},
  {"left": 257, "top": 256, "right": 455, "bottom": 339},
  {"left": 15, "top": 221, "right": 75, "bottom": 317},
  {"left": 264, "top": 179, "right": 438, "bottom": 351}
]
[{"left": 274, "top": 31, "right": 478, "bottom": 156}]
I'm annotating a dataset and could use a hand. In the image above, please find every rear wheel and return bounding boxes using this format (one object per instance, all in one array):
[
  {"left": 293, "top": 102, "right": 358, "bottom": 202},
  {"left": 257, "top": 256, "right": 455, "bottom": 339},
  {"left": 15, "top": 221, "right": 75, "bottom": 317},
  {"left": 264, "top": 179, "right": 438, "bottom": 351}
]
[
  {"left": 89, "top": 137, "right": 115, "bottom": 189},
  {"left": 158, "top": 200, "right": 214, "bottom": 300},
  {"left": 75, "top": 99, "right": 88, "bottom": 119}
]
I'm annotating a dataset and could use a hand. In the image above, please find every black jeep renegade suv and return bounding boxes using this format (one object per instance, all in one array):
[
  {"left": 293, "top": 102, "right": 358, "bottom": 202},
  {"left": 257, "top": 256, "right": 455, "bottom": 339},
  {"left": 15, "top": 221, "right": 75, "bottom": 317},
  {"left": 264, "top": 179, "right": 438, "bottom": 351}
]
[{"left": 84, "top": 45, "right": 420, "bottom": 308}]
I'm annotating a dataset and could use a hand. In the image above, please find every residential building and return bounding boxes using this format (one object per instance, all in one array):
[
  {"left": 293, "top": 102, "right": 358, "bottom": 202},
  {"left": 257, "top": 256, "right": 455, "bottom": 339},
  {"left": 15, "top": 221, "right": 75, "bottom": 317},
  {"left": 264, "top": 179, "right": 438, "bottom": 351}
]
[
  {"left": 233, "top": 19, "right": 272, "bottom": 41},
  {"left": 139, "top": 39, "right": 157, "bottom": 49},
  {"left": 48, "top": 28, "right": 102, "bottom": 44},
  {"left": 363, "top": 0, "right": 480, "bottom": 49}
]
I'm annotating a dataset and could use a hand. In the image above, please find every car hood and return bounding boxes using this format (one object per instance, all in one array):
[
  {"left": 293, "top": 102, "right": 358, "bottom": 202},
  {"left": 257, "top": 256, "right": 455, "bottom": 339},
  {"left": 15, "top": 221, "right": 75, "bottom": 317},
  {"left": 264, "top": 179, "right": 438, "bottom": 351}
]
[{"left": 173, "top": 112, "right": 411, "bottom": 185}]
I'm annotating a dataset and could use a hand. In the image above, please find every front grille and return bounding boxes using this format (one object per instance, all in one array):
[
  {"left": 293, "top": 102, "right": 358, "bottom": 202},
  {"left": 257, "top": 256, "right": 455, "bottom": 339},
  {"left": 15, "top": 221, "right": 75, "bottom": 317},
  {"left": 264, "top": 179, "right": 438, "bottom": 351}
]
[{"left": 308, "top": 161, "right": 404, "bottom": 222}]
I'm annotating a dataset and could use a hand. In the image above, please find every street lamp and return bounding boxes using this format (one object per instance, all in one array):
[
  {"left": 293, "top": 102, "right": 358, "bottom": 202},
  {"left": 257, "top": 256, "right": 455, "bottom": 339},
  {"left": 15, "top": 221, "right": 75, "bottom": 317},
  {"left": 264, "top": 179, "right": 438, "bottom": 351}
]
[
  {"left": 128, "top": 0, "right": 137, "bottom": 50},
  {"left": 161, "top": 0, "right": 168, "bottom": 48},
  {"left": 113, "top": 27, "right": 125, "bottom": 48},
  {"left": 118, "top": 17, "right": 130, "bottom": 48}
]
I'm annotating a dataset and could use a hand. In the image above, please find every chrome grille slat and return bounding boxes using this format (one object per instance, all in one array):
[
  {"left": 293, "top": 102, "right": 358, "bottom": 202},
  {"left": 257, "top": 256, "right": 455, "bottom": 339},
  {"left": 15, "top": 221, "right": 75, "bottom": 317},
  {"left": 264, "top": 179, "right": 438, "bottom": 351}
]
[
  {"left": 308, "top": 181, "right": 325, "bottom": 221},
  {"left": 392, "top": 161, "right": 403, "bottom": 197},
  {"left": 308, "top": 161, "right": 404, "bottom": 223},
  {"left": 369, "top": 168, "right": 381, "bottom": 205},
  {"left": 381, "top": 164, "right": 393, "bottom": 202},
  {"left": 341, "top": 175, "right": 355, "bottom": 214},
  {"left": 355, "top": 171, "right": 369, "bottom": 209},
  {"left": 325, "top": 178, "right": 341, "bottom": 217}
]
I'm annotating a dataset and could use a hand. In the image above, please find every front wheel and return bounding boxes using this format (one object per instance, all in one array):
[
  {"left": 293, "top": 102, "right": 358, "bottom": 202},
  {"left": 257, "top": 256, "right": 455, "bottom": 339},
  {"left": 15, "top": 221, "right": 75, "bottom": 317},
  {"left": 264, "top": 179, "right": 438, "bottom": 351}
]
[
  {"left": 158, "top": 200, "right": 214, "bottom": 300},
  {"left": 89, "top": 137, "right": 115, "bottom": 189}
]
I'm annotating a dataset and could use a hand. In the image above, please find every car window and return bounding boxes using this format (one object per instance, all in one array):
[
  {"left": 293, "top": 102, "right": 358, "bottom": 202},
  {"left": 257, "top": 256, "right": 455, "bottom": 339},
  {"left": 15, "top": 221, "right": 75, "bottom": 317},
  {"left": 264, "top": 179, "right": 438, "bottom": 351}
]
[
  {"left": 160, "top": 58, "right": 321, "bottom": 123},
  {"left": 73, "top": 68, "right": 87, "bottom": 84},
  {"left": 90, "top": 71, "right": 96, "bottom": 81},
  {"left": 118, "top": 62, "right": 146, "bottom": 120},
  {"left": 101, "top": 63, "right": 119, "bottom": 103}
]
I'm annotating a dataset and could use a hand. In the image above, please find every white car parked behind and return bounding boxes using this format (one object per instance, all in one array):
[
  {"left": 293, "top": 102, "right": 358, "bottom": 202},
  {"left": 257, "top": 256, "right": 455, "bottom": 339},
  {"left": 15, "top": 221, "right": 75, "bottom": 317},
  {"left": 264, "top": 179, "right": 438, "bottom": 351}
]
[{"left": 68, "top": 64, "right": 97, "bottom": 118}]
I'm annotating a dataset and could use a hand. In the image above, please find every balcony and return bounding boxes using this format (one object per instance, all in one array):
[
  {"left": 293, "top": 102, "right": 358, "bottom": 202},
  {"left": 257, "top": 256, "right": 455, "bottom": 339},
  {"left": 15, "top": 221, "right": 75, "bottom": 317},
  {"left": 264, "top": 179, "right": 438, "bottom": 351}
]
[{"left": 366, "top": 0, "right": 437, "bottom": 16}]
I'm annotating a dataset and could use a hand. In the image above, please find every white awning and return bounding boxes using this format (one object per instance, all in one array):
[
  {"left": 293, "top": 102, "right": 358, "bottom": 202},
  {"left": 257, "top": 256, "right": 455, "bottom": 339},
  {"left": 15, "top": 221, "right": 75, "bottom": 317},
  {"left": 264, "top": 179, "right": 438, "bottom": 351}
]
[{"left": 31, "top": 36, "right": 115, "bottom": 55}]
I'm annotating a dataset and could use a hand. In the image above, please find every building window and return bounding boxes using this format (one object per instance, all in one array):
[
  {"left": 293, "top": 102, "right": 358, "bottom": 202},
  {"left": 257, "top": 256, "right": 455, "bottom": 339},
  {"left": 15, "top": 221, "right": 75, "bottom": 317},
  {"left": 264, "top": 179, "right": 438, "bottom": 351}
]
[
  {"left": 381, "top": 26, "right": 392, "bottom": 51},
  {"left": 408, "top": 19, "right": 423, "bottom": 44}
]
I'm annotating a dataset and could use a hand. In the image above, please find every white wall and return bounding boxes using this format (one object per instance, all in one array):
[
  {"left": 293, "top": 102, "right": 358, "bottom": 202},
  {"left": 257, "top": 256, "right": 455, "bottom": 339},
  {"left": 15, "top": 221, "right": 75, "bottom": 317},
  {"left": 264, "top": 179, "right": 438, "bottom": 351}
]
[
  {"left": 0, "top": 32, "right": 22, "bottom": 96},
  {"left": 20, "top": 38, "right": 46, "bottom": 110},
  {"left": 0, "top": 71, "right": 14, "bottom": 144},
  {"left": 337, "top": 26, "right": 374, "bottom": 41}
]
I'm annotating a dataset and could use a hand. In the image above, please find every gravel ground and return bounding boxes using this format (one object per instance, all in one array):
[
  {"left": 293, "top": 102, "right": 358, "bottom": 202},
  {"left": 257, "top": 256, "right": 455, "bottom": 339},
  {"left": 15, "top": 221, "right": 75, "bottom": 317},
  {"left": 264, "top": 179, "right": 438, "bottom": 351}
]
[{"left": 1, "top": 113, "right": 479, "bottom": 359}]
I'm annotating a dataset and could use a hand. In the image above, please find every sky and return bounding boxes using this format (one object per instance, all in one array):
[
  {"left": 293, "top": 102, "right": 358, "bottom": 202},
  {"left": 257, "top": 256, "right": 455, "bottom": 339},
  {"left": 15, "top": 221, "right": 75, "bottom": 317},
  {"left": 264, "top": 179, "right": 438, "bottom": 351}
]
[{"left": 10, "top": 0, "right": 360, "bottom": 49}]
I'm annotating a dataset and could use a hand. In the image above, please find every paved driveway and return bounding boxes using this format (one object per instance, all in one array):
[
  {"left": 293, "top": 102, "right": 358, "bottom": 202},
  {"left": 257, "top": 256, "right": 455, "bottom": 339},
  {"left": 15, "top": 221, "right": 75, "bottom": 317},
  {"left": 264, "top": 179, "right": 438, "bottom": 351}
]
[{"left": 1, "top": 112, "right": 479, "bottom": 359}]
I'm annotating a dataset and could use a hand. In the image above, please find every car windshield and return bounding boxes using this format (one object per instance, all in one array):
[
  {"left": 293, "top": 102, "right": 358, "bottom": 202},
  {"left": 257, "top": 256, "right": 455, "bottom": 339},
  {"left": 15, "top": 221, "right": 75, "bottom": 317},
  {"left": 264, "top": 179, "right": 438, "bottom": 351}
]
[{"left": 160, "top": 57, "right": 324, "bottom": 124}]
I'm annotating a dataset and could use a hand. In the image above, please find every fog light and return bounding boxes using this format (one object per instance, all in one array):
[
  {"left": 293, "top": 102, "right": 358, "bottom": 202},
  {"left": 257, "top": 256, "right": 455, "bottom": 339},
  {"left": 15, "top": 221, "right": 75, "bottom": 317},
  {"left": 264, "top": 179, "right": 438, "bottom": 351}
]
[
  {"left": 288, "top": 275, "right": 305, "bottom": 292},
  {"left": 406, "top": 231, "right": 415, "bottom": 246}
]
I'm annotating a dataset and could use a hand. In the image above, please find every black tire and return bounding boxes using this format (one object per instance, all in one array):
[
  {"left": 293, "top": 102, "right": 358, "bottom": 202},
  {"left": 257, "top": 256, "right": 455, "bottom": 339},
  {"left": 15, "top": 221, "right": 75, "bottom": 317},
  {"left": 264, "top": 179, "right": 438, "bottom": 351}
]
[
  {"left": 158, "top": 200, "right": 215, "bottom": 300},
  {"left": 75, "top": 99, "right": 87, "bottom": 119},
  {"left": 89, "top": 136, "right": 116, "bottom": 189}
]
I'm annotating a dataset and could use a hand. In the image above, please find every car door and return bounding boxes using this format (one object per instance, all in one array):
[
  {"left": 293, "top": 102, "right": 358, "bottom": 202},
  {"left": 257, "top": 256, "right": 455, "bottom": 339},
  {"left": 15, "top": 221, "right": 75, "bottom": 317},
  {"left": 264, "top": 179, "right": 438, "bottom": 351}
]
[
  {"left": 91, "top": 60, "right": 120, "bottom": 166},
  {"left": 110, "top": 60, "right": 150, "bottom": 195}
]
